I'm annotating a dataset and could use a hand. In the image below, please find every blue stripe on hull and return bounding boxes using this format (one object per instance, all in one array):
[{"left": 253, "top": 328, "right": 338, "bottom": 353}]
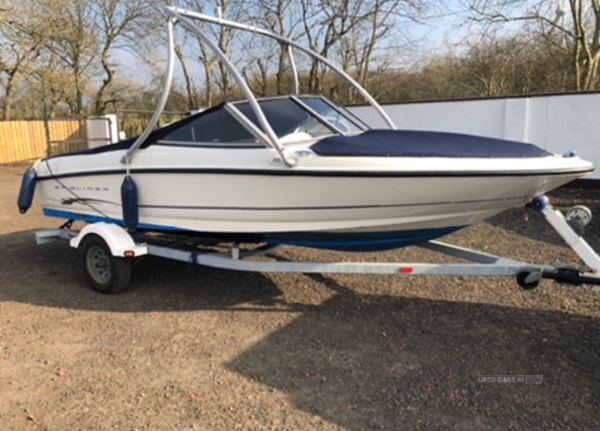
[
  {"left": 43, "top": 208, "right": 465, "bottom": 251},
  {"left": 260, "top": 226, "right": 465, "bottom": 251},
  {"left": 43, "top": 208, "right": 186, "bottom": 233}
]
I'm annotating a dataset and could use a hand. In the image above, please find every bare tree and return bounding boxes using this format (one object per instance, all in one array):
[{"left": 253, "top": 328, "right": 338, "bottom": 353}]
[
  {"left": 28, "top": 58, "right": 73, "bottom": 118},
  {"left": 467, "top": 0, "right": 600, "bottom": 90},
  {"left": 300, "top": 0, "right": 360, "bottom": 94},
  {"left": 0, "top": 12, "right": 43, "bottom": 119},
  {"left": 0, "top": 1, "right": 52, "bottom": 119},
  {"left": 152, "top": 0, "right": 248, "bottom": 108},
  {"left": 299, "top": 0, "right": 426, "bottom": 98},
  {"left": 150, "top": 0, "right": 203, "bottom": 111},
  {"left": 32, "top": 0, "right": 99, "bottom": 115},
  {"left": 211, "top": 0, "right": 248, "bottom": 100},
  {"left": 337, "top": 0, "right": 425, "bottom": 102},
  {"left": 245, "top": 0, "right": 306, "bottom": 94},
  {"left": 0, "top": 0, "right": 98, "bottom": 117},
  {"left": 91, "top": 0, "right": 151, "bottom": 114}
]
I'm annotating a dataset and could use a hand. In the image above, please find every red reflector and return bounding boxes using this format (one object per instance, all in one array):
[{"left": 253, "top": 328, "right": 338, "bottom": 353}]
[{"left": 398, "top": 267, "right": 414, "bottom": 274}]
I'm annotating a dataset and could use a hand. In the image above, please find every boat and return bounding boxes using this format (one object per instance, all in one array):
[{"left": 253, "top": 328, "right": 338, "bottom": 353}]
[{"left": 17, "top": 6, "right": 594, "bottom": 252}]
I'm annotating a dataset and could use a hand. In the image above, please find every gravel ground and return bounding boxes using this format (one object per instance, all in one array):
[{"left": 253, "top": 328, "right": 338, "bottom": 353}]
[{"left": 0, "top": 163, "right": 599, "bottom": 431}]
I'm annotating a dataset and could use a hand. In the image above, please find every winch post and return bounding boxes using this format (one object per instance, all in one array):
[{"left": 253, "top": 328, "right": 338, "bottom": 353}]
[{"left": 541, "top": 205, "right": 600, "bottom": 273}]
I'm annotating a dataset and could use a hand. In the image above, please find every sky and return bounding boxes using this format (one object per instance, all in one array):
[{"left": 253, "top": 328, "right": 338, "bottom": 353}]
[
  {"left": 112, "top": 0, "right": 560, "bottom": 88},
  {"left": 115, "top": 1, "right": 469, "bottom": 85}
]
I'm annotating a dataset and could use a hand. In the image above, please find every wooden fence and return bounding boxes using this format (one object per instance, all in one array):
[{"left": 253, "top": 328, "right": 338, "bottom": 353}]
[{"left": 0, "top": 120, "right": 87, "bottom": 164}]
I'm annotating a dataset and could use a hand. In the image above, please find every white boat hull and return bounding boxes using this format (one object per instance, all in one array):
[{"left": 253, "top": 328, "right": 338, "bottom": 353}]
[{"left": 31, "top": 145, "right": 593, "bottom": 250}]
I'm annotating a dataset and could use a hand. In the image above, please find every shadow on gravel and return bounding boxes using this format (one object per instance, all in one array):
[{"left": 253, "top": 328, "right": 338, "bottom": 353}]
[
  {"left": 227, "top": 290, "right": 600, "bottom": 431},
  {"left": 0, "top": 230, "right": 290, "bottom": 312},
  {"left": 3, "top": 230, "right": 600, "bottom": 430}
]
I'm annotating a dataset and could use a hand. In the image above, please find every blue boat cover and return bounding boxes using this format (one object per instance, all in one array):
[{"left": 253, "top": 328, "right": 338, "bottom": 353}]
[{"left": 311, "top": 129, "right": 552, "bottom": 158}]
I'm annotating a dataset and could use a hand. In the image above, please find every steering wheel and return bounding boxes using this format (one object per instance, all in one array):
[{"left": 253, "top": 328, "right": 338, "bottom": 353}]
[
  {"left": 322, "top": 114, "right": 354, "bottom": 133},
  {"left": 291, "top": 114, "right": 354, "bottom": 136}
]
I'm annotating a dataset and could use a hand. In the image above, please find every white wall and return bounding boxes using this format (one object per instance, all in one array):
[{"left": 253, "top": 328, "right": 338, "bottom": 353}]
[{"left": 349, "top": 92, "right": 600, "bottom": 179}]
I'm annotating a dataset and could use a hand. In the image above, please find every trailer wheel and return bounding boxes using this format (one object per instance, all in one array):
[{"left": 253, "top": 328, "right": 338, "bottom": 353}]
[
  {"left": 516, "top": 272, "right": 540, "bottom": 290},
  {"left": 80, "top": 234, "right": 132, "bottom": 294}
]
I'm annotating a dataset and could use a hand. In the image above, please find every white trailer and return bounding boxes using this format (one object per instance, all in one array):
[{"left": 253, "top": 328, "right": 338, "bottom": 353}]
[{"left": 34, "top": 196, "right": 600, "bottom": 294}]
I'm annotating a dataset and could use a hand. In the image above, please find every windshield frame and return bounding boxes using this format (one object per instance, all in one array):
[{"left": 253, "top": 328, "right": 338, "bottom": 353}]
[
  {"left": 154, "top": 95, "right": 369, "bottom": 149},
  {"left": 231, "top": 95, "right": 366, "bottom": 143},
  {"left": 297, "top": 96, "right": 370, "bottom": 131}
]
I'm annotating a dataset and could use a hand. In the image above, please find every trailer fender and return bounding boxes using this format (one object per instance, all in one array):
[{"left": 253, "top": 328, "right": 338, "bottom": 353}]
[{"left": 69, "top": 222, "right": 148, "bottom": 257}]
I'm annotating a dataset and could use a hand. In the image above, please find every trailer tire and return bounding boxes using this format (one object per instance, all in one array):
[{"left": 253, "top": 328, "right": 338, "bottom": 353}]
[
  {"left": 80, "top": 234, "right": 132, "bottom": 294},
  {"left": 516, "top": 272, "right": 539, "bottom": 290}
]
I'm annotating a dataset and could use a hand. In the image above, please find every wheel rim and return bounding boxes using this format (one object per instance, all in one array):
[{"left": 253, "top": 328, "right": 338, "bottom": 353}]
[{"left": 86, "top": 245, "right": 111, "bottom": 284}]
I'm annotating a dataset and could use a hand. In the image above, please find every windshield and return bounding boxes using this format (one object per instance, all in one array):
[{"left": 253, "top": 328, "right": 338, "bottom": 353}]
[
  {"left": 162, "top": 107, "right": 257, "bottom": 144},
  {"left": 234, "top": 96, "right": 364, "bottom": 140},
  {"left": 297, "top": 97, "right": 364, "bottom": 134}
]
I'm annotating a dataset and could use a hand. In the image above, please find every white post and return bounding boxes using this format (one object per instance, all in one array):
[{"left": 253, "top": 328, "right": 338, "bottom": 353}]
[{"left": 542, "top": 206, "right": 600, "bottom": 273}]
